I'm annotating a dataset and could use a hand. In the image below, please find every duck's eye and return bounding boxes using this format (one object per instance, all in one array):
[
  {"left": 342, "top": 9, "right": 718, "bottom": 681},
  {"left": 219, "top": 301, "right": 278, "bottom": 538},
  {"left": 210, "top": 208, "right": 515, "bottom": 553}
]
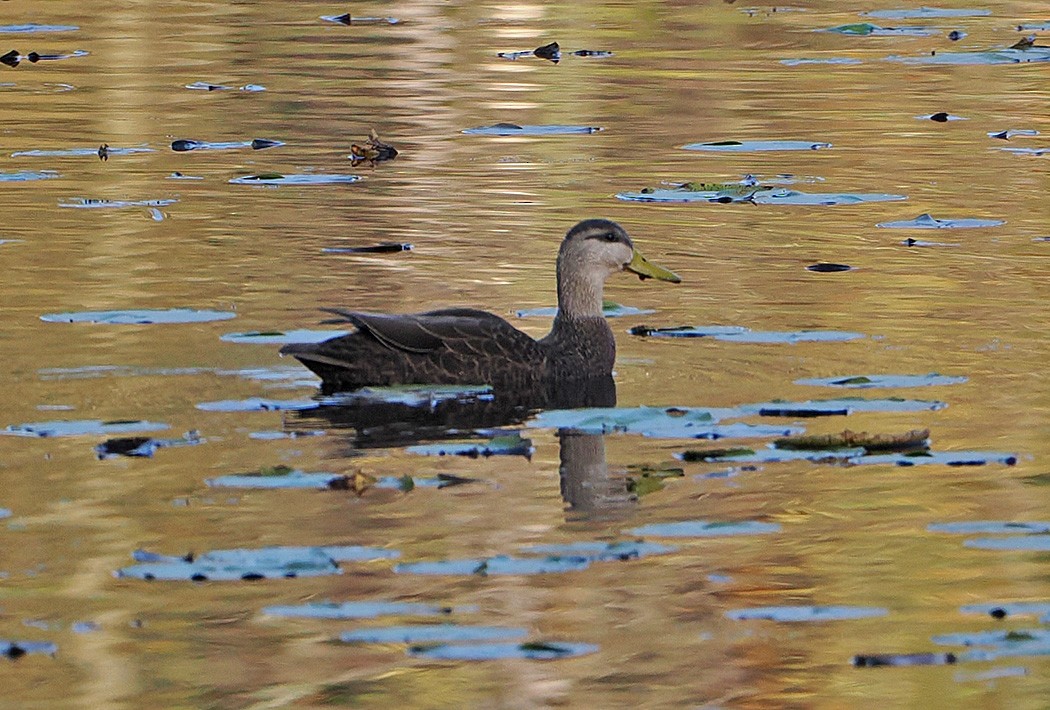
[{"left": 603, "top": 233, "right": 618, "bottom": 242}]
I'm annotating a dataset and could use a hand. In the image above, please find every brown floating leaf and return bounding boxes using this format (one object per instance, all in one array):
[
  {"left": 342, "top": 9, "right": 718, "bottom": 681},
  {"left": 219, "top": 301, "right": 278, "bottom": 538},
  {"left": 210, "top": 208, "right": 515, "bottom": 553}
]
[
  {"left": 774, "top": 428, "right": 930, "bottom": 453},
  {"left": 533, "top": 41, "right": 561, "bottom": 63},
  {"left": 350, "top": 128, "right": 399, "bottom": 166}
]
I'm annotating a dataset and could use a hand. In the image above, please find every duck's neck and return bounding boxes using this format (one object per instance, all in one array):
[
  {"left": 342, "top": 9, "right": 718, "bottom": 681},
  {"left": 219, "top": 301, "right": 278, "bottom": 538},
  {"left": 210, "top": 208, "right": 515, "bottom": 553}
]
[{"left": 556, "top": 256, "right": 606, "bottom": 319}]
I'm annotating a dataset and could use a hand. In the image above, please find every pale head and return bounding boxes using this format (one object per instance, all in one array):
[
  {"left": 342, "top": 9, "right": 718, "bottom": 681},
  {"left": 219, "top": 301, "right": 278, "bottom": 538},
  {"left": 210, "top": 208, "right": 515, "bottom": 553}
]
[{"left": 555, "top": 219, "right": 680, "bottom": 319}]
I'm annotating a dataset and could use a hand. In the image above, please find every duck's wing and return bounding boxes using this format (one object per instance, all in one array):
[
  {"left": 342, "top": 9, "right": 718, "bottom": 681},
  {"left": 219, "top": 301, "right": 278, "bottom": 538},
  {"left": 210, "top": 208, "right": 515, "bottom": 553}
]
[{"left": 320, "top": 307, "right": 537, "bottom": 355}]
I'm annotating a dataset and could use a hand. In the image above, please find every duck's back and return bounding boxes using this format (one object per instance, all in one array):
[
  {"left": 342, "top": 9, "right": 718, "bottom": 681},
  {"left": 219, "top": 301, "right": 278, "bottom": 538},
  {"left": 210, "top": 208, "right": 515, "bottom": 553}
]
[{"left": 280, "top": 307, "right": 548, "bottom": 392}]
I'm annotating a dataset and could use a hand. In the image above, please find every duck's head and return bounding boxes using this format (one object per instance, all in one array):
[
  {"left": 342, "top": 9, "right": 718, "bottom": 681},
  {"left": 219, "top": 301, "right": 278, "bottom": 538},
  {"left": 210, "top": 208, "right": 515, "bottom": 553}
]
[{"left": 559, "top": 218, "right": 681, "bottom": 284}]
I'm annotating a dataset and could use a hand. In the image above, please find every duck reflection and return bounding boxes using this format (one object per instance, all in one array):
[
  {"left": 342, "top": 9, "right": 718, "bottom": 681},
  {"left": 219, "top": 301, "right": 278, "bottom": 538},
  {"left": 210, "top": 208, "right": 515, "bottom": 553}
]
[{"left": 289, "top": 375, "right": 636, "bottom": 519}]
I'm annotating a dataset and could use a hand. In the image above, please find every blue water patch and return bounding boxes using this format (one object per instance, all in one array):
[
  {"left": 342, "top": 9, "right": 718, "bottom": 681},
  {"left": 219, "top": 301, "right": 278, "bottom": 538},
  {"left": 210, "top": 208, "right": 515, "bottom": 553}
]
[
  {"left": 934, "top": 629, "right": 1050, "bottom": 646},
  {"left": 95, "top": 432, "right": 203, "bottom": 459},
  {"left": 395, "top": 555, "right": 592, "bottom": 576},
  {"left": 13, "top": 146, "right": 153, "bottom": 157},
  {"left": 1000, "top": 147, "right": 1050, "bottom": 156},
  {"left": 229, "top": 173, "right": 363, "bottom": 185},
  {"left": 0, "top": 24, "right": 79, "bottom": 33},
  {"left": 820, "top": 23, "right": 938, "bottom": 36},
  {"left": 628, "top": 324, "right": 865, "bottom": 343},
  {"left": 406, "top": 432, "right": 533, "bottom": 458},
  {"left": 628, "top": 520, "right": 781, "bottom": 537},
  {"left": 955, "top": 667, "right": 1029, "bottom": 682},
  {"left": 528, "top": 405, "right": 800, "bottom": 439},
  {"left": 171, "top": 138, "right": 283, "bottom": 152},
  {"left": 726, "top": 605, "right": 888, "bottom": 622},
  {"left": 964, "top": 536, "right": 1050, "bottom": 552},
  {"left": 877, "top": 213, "right": 1004, "bottom": 229},
  {"left": 689, "top": 446, "right": 1017, "bottom": 467},
  {"left": 928, "top": 521, "right": 1050, "bottom": 535},
  {"left": 740, "top": 398, "right": 947, "bottom": 416},
  {"left": 41, "top": 308, "right": 235, "bottom": 324},
  {"left": 961, "top": 602, "right": 1050, "bottom": 618},
  {"left": 340, "top": 625, "right": 527, "bottom": 645},
  {"left": 185, "top": 81, "right": 266, "bottom": 91},
  {"left": 59, "top": 197, "right": 178, "bottom": 209},
  {"left": 518, "top": 541, "right": 677, "bottom": 561},
  {"left": 463, "top": 123, "right": 602, "bottom": 135},
  {"left": 616, "top": 187, "right": 904, "bottom": 205},
  {"left": 264, "top": 600, "right": 460, "bottom": 619},
  {"left": 861, "top": 8, "right": 990, "bottom": 18},
  {"left": 116, "top": 545, "right": 399, "bottom": 581},
  {"left": 681, "top": 140, "right": 831, "bottom": 152},
  {"left": 0, "top": 508, "right": 10, "bottom": 519},
  {"left": 795, "top": 374, "right": 967, "bottom": 389},
  {"left": 195, "top": 397, "right": 319, "bottom": 412},
  {"left": 321, "top": 14, "right": 400, "bottom": 25},
  {"left": 1, "top": 419, "right": 169, "bottom": 438},
  {"left": 886, "top": 47, "right": 1050, "bottom": 65},
  {"left": 206, "top": 471, "right": 343, "bottom": 489},
  {"left": 988, "top": 129, "right": 1039, "bottom": 140},
  {"left": 221, "top": 329, "right": 348, "bottom": 344},
  {"left": 1, "top": 640, "right": 58, "bottom": 657},
  {"left": 322, "top": 385, "right": 495, "bottom": 408},
  {"left": 0, "top": 170, "right": 59, "bottom": 182},
  {"left": 781, "top": 58, "right": 863, "bottom": 66},
  {"left": 409, "top": 641, "right": 598, "bottom": 661}
]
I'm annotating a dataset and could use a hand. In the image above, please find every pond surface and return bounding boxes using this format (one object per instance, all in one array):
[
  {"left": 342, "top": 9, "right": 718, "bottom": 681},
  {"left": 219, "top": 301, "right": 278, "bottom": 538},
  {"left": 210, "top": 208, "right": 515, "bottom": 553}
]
[{"left": 2, "top": 1, "right": 1049, "bottom": 707}]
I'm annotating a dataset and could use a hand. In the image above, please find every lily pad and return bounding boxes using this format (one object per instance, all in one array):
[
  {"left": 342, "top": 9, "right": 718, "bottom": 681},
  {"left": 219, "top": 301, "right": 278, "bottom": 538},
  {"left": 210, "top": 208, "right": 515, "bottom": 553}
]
[
  {"left": 395, "top": 555, "right": 591, "bottom": 576},
  {"left": 964, "top": 536, "right": 1050, "bottom": 551},
  {"left": 862, "top": 8, "right": 990, "bottom": 19},
  {"left": 58, "top": 197, "right": 177, "bottom": 209},
  {"left": 263, "top": 600, "right": 458, "bottom": 619},
  {"left": 0, "top": 170, "right": 59, "bottom": 182},
  {"left": 14, "top": 146, "right": 149, "bottom": 159},
  {"left": 195, "top": 397, "right": 319, "bottom": 412},
  {"left": 726, "top": 606, "right": 888, "bottom": 622},
  {"left": 1, "top": 640, "right": 58, "bottom": 658},
  {"left": 821, "top": 23, "right": 938, "bottom": 36},
  {"left": 960, "top": 602, "right": 1050, "bottom": 618},
  {"left": 928, "top": 521, "right": 1050, "bottom": 535},
  {"left": 681, "top": 140, "right": 831, "bottom": 152},
  {"left": 796, "top": 374, "right": 967, "bottom": 388},
  {"left": 206, "top": 470, "right": 346, "bottom": 489},
  {"left": 518, "top": 541, "right": 676, "bottom": 561},
  {"left": 322, "top": 243, "right": 412, "bottom": 254},
  {"left": 877, "top": 213, "right": 1003, "bottom": 229},
  {"left": 406, "top": 432, "right": 533, "bottom": 458},
  {"left": 781, "top": 58, "right": 863, "bottom": 66},
  {"left": 171, "top": 138, "right": 283, "bottom": 152},
  {"left": 409, "top": 641, "right": 598, "bottom": 661},
  {"left": 220, "top": 329, "right": 348, "bottom": 344},
  {"left": 1, "top": 419, "right": 168, "bottom": 438},
  {"left": 0, "top": 24, "right": 79, "bottom": 33},
  {"left": 41, "top": 308, "right": 234, "bottom": 324},
  {"left": 116, "top": 545, "right": 399, "bottom": 581},
  {"left": 854, "top": 652, "right": 956, "bottom": 667},
  {"left": 340, "top": 625, "right": 526, "bottom": 645},
  {"left": 229, "top": 174, "right": 363, "bottom": 185},
  {"left": 628, "top": 520, "right": 781, "bottom": 537},
  {"left": 462, "top": 123, "right": 603, "bottom": 135}
]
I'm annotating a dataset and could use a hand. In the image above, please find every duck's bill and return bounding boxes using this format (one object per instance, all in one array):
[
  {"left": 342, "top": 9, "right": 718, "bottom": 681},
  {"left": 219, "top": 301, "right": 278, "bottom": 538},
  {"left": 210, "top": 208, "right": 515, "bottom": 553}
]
[{"left": 626, "top": 249, "right": 681, "bottom": 283}]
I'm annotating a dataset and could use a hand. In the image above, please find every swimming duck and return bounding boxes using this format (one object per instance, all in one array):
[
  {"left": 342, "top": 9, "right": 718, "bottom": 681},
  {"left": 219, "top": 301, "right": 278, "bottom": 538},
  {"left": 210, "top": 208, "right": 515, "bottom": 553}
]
[{"left": 280, "top": 218, "right": 680, "bottom": 392}]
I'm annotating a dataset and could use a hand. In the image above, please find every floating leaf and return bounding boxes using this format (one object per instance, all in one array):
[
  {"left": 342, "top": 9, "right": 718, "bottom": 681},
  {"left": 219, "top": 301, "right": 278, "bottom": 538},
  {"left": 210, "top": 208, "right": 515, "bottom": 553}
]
[
  {"left": 264, "top": 600, "right": 457, "bottom": 619},
  {"left": 116, "top": 545, "right": 398, "bottom": 581},
  {"left": 350, "top": 128, "right": 398, "bottom": 166},
  {"left": 320, "top": 14, "right": 400, "bottom": 25},
  {"left": 220, "top": 329, "right": 348, "bottom": 344},
  {"left": 628, "top": 520, "right": 781, "bottom": 537},
  {"left": 681, "top": 140, "right": 832, "bottom": 152},
  {"left": 395, "top": 555, "right": 591, "bottom": 576},
  {"left": 854, "top": 652, "right": 956, "bottom": 667},
  {"left": 796, "top": 373, "right": 967, "bottom": 388},
  {"left": 406, "top": 432, "right": 533, "bottom": 458},
  {"left": 229, "top": 173, "right": 363, "bottom": 185},
  {"left": 821, "top": 23, "right": 938, "bottom": 36},
  {"left": 171, "top": 138, "right": 283, "bottom": 152},
  {"left": 919, "top": 112, "right": 965, "bottom": 122},
  {"left": 13, "top": 146, "right": 153, "bottom": 158},
  {"left": 774, "top": 429, "right": 929, "bottom": 453},
  {"left": 877, "top": 213, "right": 1004, "bottom": 229},
  {"left": 409, "top": 641, "right": 598, "bottom": 661},
  {"left": 95, "top": 431, "right": 202, "bottom": 459},
  {"left": 322, "top": 243, "right": 412, "bottom": 254},
  {"left": 462, "top": 124, "right": 602, "bottom": 135},
  {"left": 1, "top": 419, "right": 168, "bottom": 438},
  {"left": 726, "top": 606, "right": 888, "bottom": 622},
  {"left": 807, "top": 263, "right": 852, "bottom": 273},
  {"left": 340, "top": 625, "right": 526, "bottom": 645}
]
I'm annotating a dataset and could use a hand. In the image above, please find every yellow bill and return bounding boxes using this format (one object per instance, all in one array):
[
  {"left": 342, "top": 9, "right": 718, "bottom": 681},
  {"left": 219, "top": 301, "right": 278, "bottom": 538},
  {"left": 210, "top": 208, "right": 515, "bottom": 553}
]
[{"left": 626, "top": 249, "right": 681, "bottom": 283}]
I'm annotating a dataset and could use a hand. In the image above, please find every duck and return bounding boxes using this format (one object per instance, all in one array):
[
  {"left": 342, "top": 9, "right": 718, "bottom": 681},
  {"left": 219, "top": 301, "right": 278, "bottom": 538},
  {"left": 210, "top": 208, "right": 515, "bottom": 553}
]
[{"left": 280, "top": 218, "right": 680, "bottom": 393}]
